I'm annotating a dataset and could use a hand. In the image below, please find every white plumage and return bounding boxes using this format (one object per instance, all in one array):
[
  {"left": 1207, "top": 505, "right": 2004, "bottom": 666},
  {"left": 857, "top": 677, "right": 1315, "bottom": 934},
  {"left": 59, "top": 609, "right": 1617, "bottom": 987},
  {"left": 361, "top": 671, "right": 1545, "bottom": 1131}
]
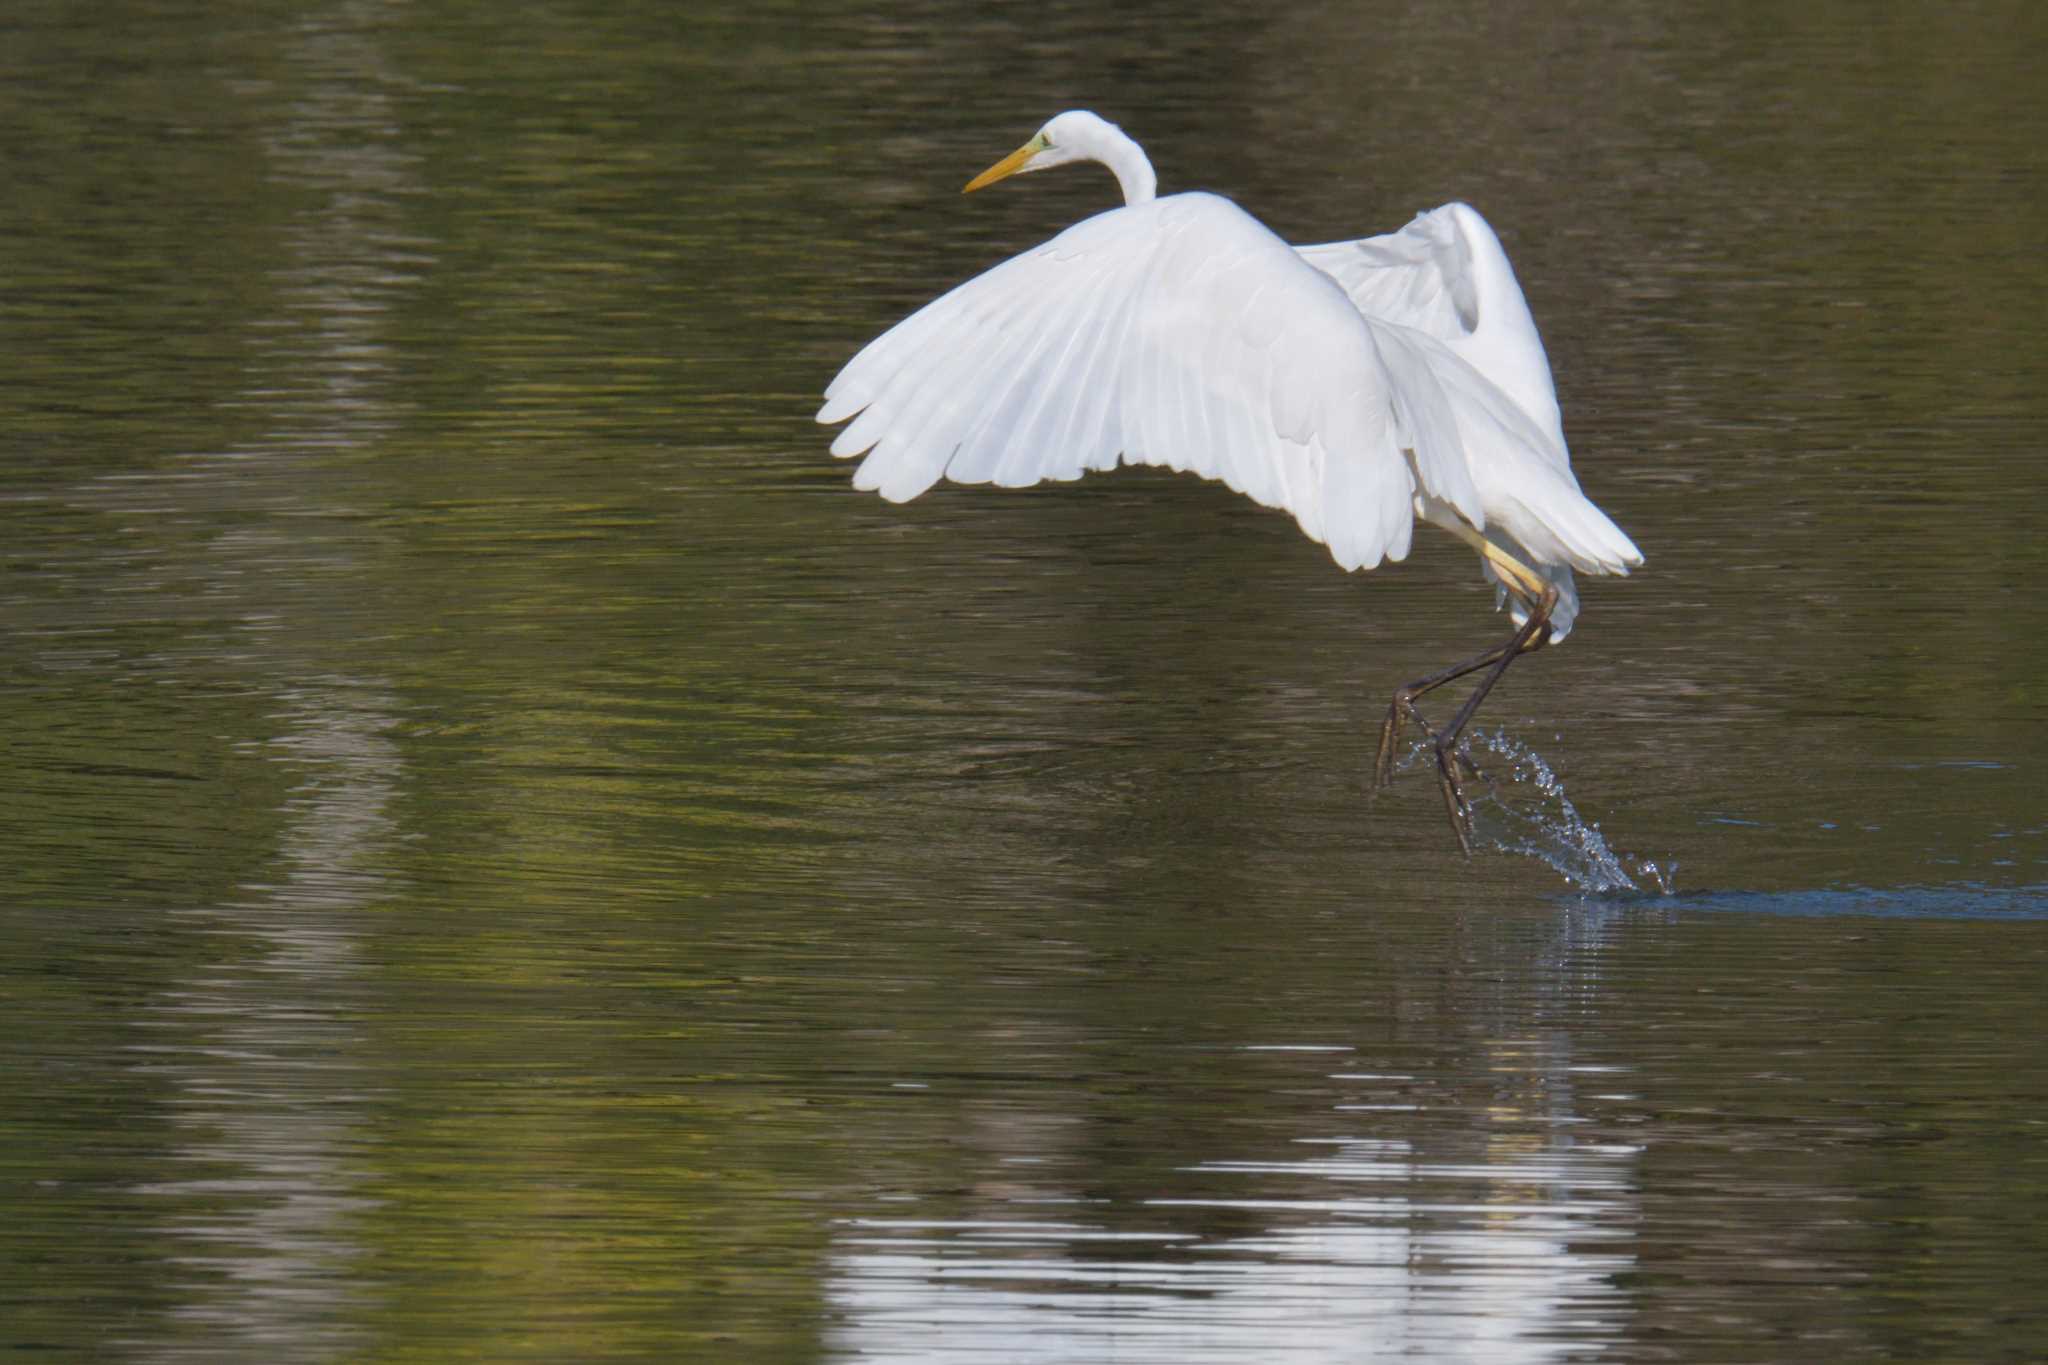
[
  {"left": 817, "top": 110, "right": 1643, "bottom": 851},
  {"left": 821, "top": 112, "right": 1639, "bottom": 641},
  {"left": 824, "top": 191, "right": 1417, "bottom": 576}
]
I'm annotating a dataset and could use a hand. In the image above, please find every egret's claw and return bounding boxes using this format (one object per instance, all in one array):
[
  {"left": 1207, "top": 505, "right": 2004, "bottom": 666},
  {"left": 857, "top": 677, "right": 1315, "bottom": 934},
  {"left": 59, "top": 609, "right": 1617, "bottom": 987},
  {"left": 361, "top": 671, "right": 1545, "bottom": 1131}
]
[
  {"left": 1373, "top": 692, "right": 1426, "bottom": 789},
  {"left": 1372, "top": 705, "right": 1400, "bottom": 790},
  {"left": 1367, "top": 582, "right": 1557, "bottom": 855},
  {"left": 1434, "top": 740, "right": 1476, "bottom": 856}
]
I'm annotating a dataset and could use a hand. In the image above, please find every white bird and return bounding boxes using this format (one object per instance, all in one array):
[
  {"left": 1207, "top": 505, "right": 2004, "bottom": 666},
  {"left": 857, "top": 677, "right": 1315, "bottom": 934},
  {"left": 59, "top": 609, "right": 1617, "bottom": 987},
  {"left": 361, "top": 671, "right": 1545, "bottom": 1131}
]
[{"left": 817, "top": 111, "right": 1642, "bottom": 852}]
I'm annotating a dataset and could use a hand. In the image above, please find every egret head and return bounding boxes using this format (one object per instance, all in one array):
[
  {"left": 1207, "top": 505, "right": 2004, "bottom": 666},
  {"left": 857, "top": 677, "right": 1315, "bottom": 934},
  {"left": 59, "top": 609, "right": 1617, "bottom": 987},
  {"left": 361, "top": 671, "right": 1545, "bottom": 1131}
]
[{"left": 963, "top": 111, "right": 1129, "bottom": 193}]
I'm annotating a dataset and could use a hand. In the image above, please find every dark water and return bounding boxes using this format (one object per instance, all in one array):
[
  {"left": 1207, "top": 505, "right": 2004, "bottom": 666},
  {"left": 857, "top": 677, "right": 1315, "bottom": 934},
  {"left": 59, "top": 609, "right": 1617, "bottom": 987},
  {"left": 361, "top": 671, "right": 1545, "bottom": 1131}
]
[{"left": 5, "top": 1, "right": 2046, "bottom": 1360}]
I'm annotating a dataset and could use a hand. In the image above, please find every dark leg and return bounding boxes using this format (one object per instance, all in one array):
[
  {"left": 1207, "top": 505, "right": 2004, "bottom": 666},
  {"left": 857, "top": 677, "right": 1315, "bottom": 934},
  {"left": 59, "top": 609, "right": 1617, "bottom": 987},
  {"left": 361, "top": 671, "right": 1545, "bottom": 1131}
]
[
  {"left": 1372, "top": 637, "right": 1521, "bottom": 788},
  {"left": 1373, "top": 585, "right": 1558, "bottom": 855}
]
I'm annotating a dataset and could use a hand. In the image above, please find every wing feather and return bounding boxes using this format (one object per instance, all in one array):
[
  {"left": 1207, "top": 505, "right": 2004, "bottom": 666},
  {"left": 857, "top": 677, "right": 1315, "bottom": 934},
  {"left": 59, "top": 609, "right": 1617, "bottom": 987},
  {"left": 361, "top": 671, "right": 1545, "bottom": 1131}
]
[
  {"left": 1298, "top": 201, "right": 1567, "bottom": 458},
  {"left": 1298, "top": 200, "right": 1643, "bottom": 638},
  {"left": 950, "top": 272, "right": 1109, "bottom": 486},
  {"left": 819, "top": 193, "right": 1425, "bottom": 573},
  {"left": 1038, "top": 266, "right": 1134, "bottom": 478}
]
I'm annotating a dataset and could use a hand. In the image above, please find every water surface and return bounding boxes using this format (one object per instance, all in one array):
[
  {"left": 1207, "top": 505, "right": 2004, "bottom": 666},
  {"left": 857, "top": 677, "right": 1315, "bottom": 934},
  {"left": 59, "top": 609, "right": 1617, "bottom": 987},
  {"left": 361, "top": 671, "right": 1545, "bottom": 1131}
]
[{"left": 4, "top": 1, "right": 2046, "bottom": 1360}]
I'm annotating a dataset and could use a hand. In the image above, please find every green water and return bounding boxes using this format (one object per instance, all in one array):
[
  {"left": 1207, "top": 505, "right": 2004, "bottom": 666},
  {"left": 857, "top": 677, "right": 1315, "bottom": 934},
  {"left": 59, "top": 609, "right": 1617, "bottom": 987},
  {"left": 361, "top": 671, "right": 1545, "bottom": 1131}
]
[{"left": 4, "top": 2, "right": 2046, "bottom": 1360}]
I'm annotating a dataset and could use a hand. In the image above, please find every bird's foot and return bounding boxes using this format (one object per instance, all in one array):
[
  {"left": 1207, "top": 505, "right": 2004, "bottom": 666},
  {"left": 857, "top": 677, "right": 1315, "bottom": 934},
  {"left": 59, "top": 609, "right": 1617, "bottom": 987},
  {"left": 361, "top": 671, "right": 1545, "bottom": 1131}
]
[
  {"left": 1373, "top": 689, "right": 1431, "bottom": 790},
  {"left": 1434, "top": 736, "right": 1479, "bottom": 857},
  {"left": 1375, "top": 694, "right": 1487, "bottom": 788},
  {"left": 1376, "top": 685, "right": 1497, "bottom": 856}
]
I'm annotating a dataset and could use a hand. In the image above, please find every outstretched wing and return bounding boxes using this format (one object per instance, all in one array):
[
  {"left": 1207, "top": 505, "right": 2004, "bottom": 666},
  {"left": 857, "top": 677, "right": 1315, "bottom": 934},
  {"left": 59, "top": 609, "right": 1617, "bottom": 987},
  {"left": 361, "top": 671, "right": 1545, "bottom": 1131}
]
[
  {"left": 1298, "top": 203, "right": 1641, "bottom": 641},
  {"left": 1297, "top": 201, "right": 1567, "bottom": 464},
  {"left": 818, "top": 192, "right": 1485, "bottom": 574}
]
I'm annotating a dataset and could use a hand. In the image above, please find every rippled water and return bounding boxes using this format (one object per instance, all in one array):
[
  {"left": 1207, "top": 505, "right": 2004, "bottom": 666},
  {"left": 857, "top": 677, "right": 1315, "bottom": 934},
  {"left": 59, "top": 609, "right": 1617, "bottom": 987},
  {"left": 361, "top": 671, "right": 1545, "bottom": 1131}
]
[{"left": 5, "top": 1, "right": 2047, "bottom": 1360}]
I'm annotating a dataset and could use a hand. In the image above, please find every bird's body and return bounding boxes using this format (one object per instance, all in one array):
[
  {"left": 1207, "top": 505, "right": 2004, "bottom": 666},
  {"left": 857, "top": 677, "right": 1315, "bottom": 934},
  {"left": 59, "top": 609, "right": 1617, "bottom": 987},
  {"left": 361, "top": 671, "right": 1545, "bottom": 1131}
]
[{"left": 818, "top": 111, "right": 1641, "bottom": 851}]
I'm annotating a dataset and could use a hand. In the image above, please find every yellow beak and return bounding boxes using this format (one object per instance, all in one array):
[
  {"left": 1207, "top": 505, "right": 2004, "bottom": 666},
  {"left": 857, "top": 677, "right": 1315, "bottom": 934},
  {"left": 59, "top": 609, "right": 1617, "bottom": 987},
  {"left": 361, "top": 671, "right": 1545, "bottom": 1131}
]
[{"left": 963, "top": 134, "right": 1048, "bottom": 194}]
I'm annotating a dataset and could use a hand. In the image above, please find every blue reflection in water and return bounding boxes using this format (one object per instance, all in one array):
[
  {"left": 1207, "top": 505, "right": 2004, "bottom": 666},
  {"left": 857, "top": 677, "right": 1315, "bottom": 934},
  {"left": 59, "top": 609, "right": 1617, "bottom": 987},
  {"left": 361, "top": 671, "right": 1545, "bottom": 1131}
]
[{"left": 1645, "top": 883, "right": 2048, "bottom": 921}]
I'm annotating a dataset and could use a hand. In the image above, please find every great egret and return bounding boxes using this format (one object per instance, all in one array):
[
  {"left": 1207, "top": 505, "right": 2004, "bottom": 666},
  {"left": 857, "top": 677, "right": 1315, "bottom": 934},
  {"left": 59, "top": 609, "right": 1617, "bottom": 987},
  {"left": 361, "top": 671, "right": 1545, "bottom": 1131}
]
[{"left": 817, "top": 111, "right": 1642, "bottom": 853}]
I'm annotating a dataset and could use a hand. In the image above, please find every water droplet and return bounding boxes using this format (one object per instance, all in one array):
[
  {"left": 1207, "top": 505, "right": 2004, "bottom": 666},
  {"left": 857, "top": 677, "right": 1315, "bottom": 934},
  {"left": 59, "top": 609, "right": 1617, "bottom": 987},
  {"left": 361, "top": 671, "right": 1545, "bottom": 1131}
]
[{"left": 1402, "top": 729, "right": 1674, "bottom": 895}]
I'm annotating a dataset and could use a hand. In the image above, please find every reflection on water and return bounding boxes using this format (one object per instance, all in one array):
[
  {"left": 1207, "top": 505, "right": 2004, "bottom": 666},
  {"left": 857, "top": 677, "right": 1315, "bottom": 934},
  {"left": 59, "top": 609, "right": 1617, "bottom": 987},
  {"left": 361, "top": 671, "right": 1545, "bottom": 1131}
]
[
  {"left": 111, "top": 5, "right": 416, "bottom": 1354},
  {"left": 5, "top": 0, "right": 2048, "bottom": 1360},
  {"left": 136, "top": 686, "right": 395, "bottom": 1361},
  {"left": 829, "top": 1039, "right": 1637, "bottom": 1363}
]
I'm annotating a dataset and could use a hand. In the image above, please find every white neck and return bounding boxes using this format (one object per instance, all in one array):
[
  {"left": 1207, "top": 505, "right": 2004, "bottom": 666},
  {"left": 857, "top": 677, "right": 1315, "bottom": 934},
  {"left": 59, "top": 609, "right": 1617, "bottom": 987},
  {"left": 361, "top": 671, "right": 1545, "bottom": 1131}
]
[
  {"left": 1042, "top": 111, "right": 1159, "bottom": 206},
  {"left": 1101, "top": 133, "right": 1157, "bottom": 206}
]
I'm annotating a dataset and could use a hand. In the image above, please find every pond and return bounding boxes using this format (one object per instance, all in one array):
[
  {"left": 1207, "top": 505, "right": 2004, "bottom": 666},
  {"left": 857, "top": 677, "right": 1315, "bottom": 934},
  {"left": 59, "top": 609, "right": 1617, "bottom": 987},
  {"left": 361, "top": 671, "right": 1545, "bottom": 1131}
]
[{"left": 3, "top": 1, "right": 2045, "bottom": 1360}]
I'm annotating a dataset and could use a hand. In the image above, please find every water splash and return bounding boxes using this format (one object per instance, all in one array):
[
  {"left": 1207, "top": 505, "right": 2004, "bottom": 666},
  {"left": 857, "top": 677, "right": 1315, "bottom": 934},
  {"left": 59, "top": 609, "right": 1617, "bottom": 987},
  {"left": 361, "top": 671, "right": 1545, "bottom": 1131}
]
[{"left": 1402, "top": 729, "right": 1674, "bottom": 896}]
